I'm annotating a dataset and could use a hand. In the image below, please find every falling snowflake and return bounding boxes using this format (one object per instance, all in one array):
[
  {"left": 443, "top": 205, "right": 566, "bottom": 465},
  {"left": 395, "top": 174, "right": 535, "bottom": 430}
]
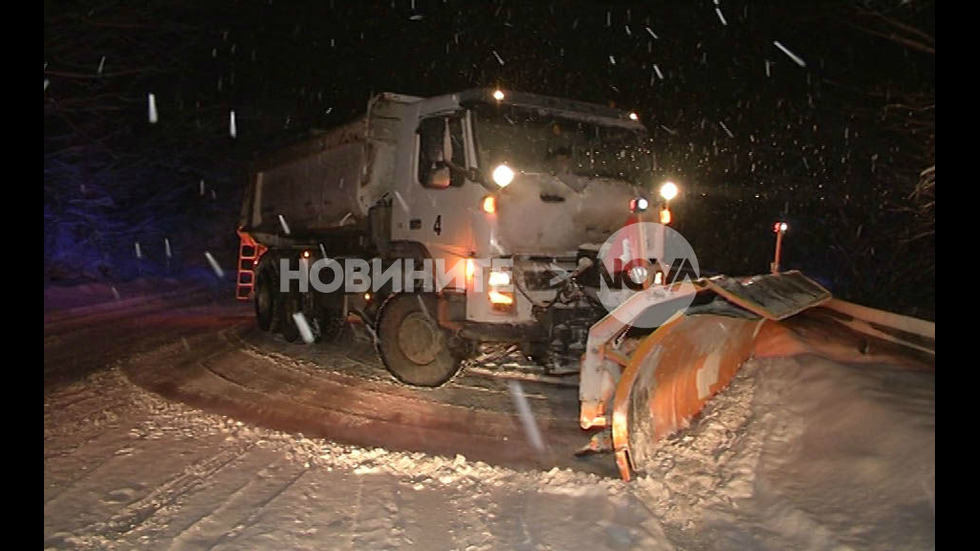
[
  {"left": 205, "top": 252, "right": 225, "bottom": 278},
  {"left": 773, "top": 41, "right": 806, "bottom": 67},
  {"left": 394, "top": 191, "right": 409, "bottom": 212},
  {"left": 507, "top": 381, "right": 546, "bottom": 454},
  {"left": 292, "top": 312, "right": 316, "bottom": 343},
  {"left": 148, "top": 93, "right": 158, "bottom": 124}
]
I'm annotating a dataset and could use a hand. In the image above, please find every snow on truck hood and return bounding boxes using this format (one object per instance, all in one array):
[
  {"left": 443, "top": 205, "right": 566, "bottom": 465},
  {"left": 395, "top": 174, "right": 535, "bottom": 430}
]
[{"left": 493, "top": 174, "right": 640, "bottom": 256}]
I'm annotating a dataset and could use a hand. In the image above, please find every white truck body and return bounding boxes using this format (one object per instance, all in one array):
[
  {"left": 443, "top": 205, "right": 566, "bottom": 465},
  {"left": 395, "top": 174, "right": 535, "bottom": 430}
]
[{"left": 240, "top": 89, "right": 655, "bottom": 384}]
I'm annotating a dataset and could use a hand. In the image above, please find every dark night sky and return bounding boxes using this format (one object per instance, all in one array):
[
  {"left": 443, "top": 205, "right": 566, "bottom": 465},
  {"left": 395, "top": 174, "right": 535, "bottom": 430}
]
[{"left": 43, "top": 0, "right": 935, "bottom": 318}]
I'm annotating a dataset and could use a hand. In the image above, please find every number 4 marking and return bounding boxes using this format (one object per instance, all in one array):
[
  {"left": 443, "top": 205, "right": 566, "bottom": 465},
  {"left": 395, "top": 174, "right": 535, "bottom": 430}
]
[{"left": 433, "top": 215, "right": 442, "bottom": 235}]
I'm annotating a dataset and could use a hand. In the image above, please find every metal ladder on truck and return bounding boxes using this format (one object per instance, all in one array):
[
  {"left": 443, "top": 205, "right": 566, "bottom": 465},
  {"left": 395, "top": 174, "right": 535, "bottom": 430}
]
[{"left": 235, "top": 230, "right": 266, "bottom": 300}]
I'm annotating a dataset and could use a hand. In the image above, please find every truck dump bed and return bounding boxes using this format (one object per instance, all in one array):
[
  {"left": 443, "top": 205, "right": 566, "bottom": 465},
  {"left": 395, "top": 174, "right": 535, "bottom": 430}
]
[{"left": 239, "top": 93, "right": 416, "bottom": 244}]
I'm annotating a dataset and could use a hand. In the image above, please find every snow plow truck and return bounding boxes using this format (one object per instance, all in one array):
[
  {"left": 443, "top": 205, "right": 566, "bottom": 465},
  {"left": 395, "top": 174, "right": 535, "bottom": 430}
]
[{"left": 237, "top": 89, "right": 935, "bottom": 479}]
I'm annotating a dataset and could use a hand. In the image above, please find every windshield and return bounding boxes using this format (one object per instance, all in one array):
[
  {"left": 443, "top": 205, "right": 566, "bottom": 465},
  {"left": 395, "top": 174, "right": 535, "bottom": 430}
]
[{"left": 471, "top": 102, "right": 652, "bottom": 185}]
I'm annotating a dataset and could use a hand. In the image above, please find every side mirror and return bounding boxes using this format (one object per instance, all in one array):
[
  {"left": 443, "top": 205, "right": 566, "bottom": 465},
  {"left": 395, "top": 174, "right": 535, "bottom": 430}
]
[{"left": 427, "top": 165, "right": 452, "bottom": 189}]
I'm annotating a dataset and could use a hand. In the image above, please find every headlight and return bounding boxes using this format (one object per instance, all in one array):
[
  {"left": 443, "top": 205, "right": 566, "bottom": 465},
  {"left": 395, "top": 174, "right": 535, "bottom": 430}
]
[
  {"left": 492, "top": 164, "right": 515, "bottom": 187},
  {"left": 488, "top": 270, "right": 511, "bottom": 286},
  {"left": 659, "top": 182, "right": 678, "bottom": 201},
  {"left": 488, "top": 267, "right": 514, "bottom": 312},
  {"left": 481, "top": 196, "right": 496, "bottom": 214},
  {"left": 488, "top": 290, "right": 514, "bottom": 306},
  {"left": 629, "top": 265, "right": 649, "bottom": 285}
]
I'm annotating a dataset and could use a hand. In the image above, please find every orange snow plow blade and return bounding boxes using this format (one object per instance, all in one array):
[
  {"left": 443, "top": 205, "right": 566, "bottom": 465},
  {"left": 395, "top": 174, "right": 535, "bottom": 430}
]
[
  {"left": 610, "top": 312, "right": 763, "bottom": 480},
  {"left": 596, "top": 271, "right": 936, "bottom": 480},
  {"left": 594, "top": 271, "right": 833, "bottom": 480},
  {"left": 753, "top": 299, "right": 935, "bottom": 370}
]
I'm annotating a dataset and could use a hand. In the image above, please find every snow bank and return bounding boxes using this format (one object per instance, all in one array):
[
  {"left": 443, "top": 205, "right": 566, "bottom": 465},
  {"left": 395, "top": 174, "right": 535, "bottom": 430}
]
[{"left": 633, "top": 355, "right": 934, "bottom": 549}]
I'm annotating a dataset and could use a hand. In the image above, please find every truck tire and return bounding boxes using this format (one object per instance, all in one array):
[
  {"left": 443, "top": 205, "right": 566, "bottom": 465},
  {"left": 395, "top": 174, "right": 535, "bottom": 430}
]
[
  {"left": 376, "top": 293, "right": 461, "bottom": 387},
  {"left": 254, "top": 267, "right": 281, "bottom": 332}
]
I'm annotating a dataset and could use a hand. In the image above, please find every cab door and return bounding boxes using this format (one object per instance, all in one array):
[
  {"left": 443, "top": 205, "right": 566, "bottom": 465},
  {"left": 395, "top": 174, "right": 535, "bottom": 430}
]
[{"left": 400, "top": 112, "right": 484, "bottom": 269}]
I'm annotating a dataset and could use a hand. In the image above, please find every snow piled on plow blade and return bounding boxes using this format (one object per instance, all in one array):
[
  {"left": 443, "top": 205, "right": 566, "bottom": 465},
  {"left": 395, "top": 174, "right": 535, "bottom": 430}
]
[
  {"left": 615, "top": 283, "right": 934, "bottom": 548},
  {"left": 632, "top": 353, "right": 934, "bottom": 550}
]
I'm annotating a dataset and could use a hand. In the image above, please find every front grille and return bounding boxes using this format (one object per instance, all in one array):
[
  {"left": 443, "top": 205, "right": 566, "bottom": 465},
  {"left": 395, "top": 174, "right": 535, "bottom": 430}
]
[{"left": 522, "top": 270, "right": 563, "bottom": 290}]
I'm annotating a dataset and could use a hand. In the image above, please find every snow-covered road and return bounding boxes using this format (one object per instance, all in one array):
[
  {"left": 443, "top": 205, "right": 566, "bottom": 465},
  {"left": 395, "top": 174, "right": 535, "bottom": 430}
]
[
  {"left": 44, "top": 288, "right": 934, "bottom": 549},
  {"left": 45, "top": 367, "right": 669, "bottom": 550}
]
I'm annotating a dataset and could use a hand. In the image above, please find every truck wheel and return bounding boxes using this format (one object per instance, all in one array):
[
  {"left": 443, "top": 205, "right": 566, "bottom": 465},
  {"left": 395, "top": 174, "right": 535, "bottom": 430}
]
[
  {"left": 376, "top": 294, "right": 461, "bottom": 387},
  {"left": 255, "top": 268, "right": 281, "bottom": 332}
]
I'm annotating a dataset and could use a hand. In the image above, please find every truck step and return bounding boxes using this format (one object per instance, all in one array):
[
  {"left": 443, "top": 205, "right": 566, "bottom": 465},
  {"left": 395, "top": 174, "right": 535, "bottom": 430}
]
[{"left": 235, "top": 230, "right": 267, "bottom": 301}]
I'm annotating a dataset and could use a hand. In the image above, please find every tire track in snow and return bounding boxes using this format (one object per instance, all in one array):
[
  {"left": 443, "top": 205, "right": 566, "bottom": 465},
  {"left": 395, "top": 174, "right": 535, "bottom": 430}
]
[
  {"left": 348, "top": 473, "right": 409, "bottom": 548},
  {"left": 79, "top": 440, "right": 257, "bottom": 540},
  {"left": 384, "top": 474, "right": 458, "bottom": 548},
  {"left": 449, "top": 484, "right": 500, "bottom": 550},
  {"left": 204, "top": 461, "right": 310, "bottom": 548},
  {"left": 44, "top": 428, "right": 144, "bottom": 507},
  {"left": 244, "top": 329, "right": 578, "bottom": 410},
  {"left": 166, "top": 451, "right": 301, "bottom": 548},
  {"left": 219, "top": 330, "right": 601, "bottom": 472},
  {"left": 45, "top": 369, "right": 153, "bottom": 506},
  {"left": 118, "top": 310, "right": 611, "bottom": 478},
  {"left": 160, "top": 339, "right": 586, "bottom": 471},
  {"left": 347, "top": 475, "right": 365, "bottom": 548},
  {"left": 44, "top": 303, "right": 248, "bottom": 392}
]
